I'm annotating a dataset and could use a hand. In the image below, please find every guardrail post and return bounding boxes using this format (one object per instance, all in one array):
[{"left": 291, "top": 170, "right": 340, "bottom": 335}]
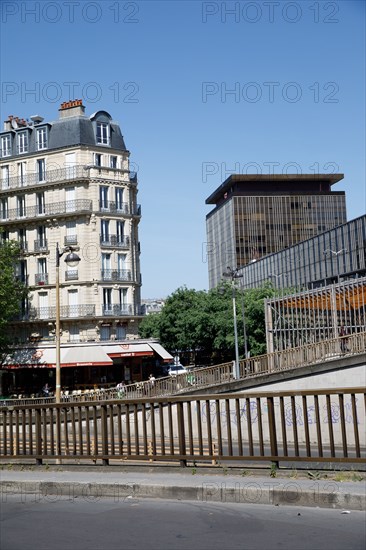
[
  {"left": 101, "top": 403, "right": 109, "bottom": 466},
  {"left": 267, "top": 397, "right": 279, "bottom": 468},
  {"left": 177, "top": 402, "right": 187, "bottom": 467},
  {"left": 35, "top": 408, "right": 43, "bottom": 466}
]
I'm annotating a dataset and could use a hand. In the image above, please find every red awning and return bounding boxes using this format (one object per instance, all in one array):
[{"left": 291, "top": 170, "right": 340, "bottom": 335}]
[
  {"left": 1, "top": 346, "right": 112, "bottom": 369},
  {"left": 60, "top": 347, "right": 113, "bottom": 367},
  {"left": 105, "top": 343, "right": 154, "bottom": 358}
]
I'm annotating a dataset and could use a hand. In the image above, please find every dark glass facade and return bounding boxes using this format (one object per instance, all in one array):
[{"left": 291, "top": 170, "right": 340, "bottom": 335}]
[{"left": 206, "top": 174, "right": 347, "bottom": 288}]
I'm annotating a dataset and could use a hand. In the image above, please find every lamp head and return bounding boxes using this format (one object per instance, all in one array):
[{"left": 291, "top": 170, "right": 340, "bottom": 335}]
[{"left": 64, "top": 251, "right": 81, "bottom": 268}]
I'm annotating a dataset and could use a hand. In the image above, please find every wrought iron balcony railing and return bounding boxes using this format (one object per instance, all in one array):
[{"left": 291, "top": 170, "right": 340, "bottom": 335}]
[
  {"left": 101, "top": 269, "right": 132, "bottom": 282},
  {"left": 102, "top": 304, "right": 133, "bottom": 316},
  {"left": 100, "top": 235, "right": 130, "bottom": 249},
  {"left": 1, "top": 199, "right": 92, "bottom": 223},
  {"left": 17, "top": 304, "right": 96, "bottom": 321},
  {"left": 98, "top": 202, "right": 141, "bottom": 216},
  {"left": 99, "top": 201, "right": 130, "bottom": 214},
  {"left": 34, "top": 240, "right": 48, "bottom": 253},
  {"left": 35, "top": 273, "right": 49, "bottom": 285},
  {"left": 0, "top": 165, "right": 137, "bottom": 192}
]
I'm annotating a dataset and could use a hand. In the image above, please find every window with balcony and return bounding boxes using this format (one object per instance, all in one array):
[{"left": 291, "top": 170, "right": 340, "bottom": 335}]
[
  {"left": 100, "top": 186, "right": 109, "bottom": 210},
  {"left": 68, "top": 289, "right": 79, "bottom": 317},
  {"left": 1, "top": 198, "right": 8, "bottom": 220},
  {"left": 17, "top": 195, "right": 26, "bottom": 218},
  {"left": 15, "top": 260, "right": 27, "bottom": 284},
  {"left": 18, "top": 228, "right": 27, "bottom": 252},
  {"left": 103, "top": 288, "right": 113, "bottom": 315},
  {"left": 117, "top": 254, "right": 129, "bottom": 279},
  {"left": 96, "top": 122, "right": 110, "bottom": 145},
  {"left": 116, "top": 220, "right": 125, "bottom": 243},
  {"left": 17, "top": 131, "right": 29, "bottom": 154},
  {"left": 37, "top": 159, "right": 46, "bottom": 182},
  {"left": 101, "top": 220, "right": 110, "bottom": 243},
  {"left": 36, "top": 258, "right": 48, "bottom": 285},
  {"left": 65, "top": 186, "right": 76, "bottom": 212},
  {"left": 35, "top": 226, "right": 47, "bottom": 252},
  {"left": 94, "top": 153, "right": 102, "bottom": 167},
  {"left": 119, "top": 288, "right": 128, "bottom": 314},
  {"left": 65, "top": 220, "right": 77, "bottom": 245},
  {"left": 37, "top": 192, "right": 45, "bottom": 215},
  {"left": 1, "top": 166, "right": 9, "bottom": 189},
  {"left": 1, "top": 135, "right": 11, "bottom": 157},
  {"left": 18, "top": 162, "right": 27, "bottom": 186},
  {"left": 102, "top": 253, "right": 112, "bottom": 280},
  {"left": 115, "top": 188, "right": 124, "bottom": 212},
  {"left": 38, "top": 291, "right": 49, "bottom": 318},
  {"left": 36, "top": 127, "right": 47, "bottom": 150}
]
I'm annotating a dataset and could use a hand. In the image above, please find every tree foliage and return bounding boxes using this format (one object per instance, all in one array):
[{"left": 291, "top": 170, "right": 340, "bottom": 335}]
[
  {"left": 0, "top": 240, "right": 29, "bottom": 358},
  {"left": 139, "top": 283, "right": 278, "bottom": 365}
]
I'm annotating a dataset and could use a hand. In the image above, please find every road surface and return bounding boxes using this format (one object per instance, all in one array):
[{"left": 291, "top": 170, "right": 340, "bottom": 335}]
[{"left": 1, "top": 495, "right": 365, "bottom": 550}]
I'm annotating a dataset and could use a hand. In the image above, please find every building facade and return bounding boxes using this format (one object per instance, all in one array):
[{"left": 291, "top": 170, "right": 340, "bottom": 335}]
[
  {"left": 0, "top": 100, "right": 142, "bottom": 345},
  {"left": 205, "top": 174, "right": 347, "bottom": 288},
  {"left": 237, "top": 215, "right": 366, "bottom": 292}
]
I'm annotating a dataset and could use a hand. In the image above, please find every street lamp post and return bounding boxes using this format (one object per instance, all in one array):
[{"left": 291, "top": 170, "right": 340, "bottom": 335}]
[
  {"left": 55, "top": 244, "right": 81, "bottom": 403},
  {"left": 222, "top": 267, "right": 243, "bottom": 380}
]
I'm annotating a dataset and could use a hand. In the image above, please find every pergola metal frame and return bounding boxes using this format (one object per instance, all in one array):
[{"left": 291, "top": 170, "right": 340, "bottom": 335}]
[{"left": 265, "top": 277, "right": 366, "bottom": 353}]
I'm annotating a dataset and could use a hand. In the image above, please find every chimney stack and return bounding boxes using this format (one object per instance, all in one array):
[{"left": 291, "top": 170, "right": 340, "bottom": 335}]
[{"left": 59, "top": 99, "right": 85, "bottom": 118}]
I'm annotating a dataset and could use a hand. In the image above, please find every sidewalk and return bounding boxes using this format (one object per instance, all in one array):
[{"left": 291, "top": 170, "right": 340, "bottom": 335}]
[{"left": 1, "top": 465, "right": 365, "bottom": 511}]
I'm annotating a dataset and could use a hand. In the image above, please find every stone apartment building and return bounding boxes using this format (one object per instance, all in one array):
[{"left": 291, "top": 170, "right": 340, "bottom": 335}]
[{"left": 0, "top": 100, "right": 142, "bottom": 346}]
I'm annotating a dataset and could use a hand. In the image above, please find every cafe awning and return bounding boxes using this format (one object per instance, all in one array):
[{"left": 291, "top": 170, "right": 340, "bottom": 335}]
[
  {"left": 61, "top": 346, "right": 113, "bottom": 367},
  {"left": 1, "top": 341, "right": 173, "bottom": 369},
  {"left": 148, "top": 342, "right": 173, "bottom": 362},
  {"left": 1, "top": 346, "right": 112, "bottom": 369},
  {"left": 105, "top": 343, "right": 154, "bottom": 358}
]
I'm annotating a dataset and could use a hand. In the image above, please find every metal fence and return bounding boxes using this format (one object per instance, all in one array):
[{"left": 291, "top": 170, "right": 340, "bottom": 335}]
[{"left": 0, "top": 388, "right": 365, "bottom": 467}]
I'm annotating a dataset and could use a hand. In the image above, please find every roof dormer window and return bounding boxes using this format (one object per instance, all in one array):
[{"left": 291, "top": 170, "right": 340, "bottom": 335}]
[
  {"left": 96, "top": 122, "right": 110, "bottom": 145},
  {"left": 36, "top": 127, "right": 48, "bottom": 150},
  {"left": 1, "top": 135, "right": 11, "bottom": 158},
  {"left": 17, "top": 131, "right": 29, "bottom": 154}
]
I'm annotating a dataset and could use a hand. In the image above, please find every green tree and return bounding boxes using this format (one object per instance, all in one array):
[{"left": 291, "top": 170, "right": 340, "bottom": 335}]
[
  {"left": 138, "top": 283, "right": 279, "bottom": 365},
  {"left": 0, "top": 240, "right": 29, "bottom": 360},
  {"left": 158, "top": 287, "right": 207, "bottom": 360},
  {"left": 138, "top": 311, "right": 161, "bottom": 339}
]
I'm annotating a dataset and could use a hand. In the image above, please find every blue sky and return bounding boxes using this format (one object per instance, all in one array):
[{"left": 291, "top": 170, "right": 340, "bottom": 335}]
[{"left": 1, "top": 0, "right": 365, "bottom": 297}]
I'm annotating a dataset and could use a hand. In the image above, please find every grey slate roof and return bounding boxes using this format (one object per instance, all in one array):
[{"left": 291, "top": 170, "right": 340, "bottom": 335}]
[
  {"left": 48, "top": 116, "right": 126, "bottom": 150},
  {"left": 0, "top": 109, "right": 127, "bottom": 158}
]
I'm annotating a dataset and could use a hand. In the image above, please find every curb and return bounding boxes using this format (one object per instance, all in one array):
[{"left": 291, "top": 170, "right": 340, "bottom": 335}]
[{"left": 1, "top": 480, "right": 365, "bottom": 511}]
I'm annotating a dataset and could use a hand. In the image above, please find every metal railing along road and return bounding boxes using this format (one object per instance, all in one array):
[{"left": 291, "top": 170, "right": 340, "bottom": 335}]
[{"left": 0, "top": 387, "right": 364, "bottom": 467}]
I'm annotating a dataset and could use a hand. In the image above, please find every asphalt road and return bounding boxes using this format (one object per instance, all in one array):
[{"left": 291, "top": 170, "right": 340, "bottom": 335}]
[{"left": 1, "top": 496, "right": 365, "bottom": 550}]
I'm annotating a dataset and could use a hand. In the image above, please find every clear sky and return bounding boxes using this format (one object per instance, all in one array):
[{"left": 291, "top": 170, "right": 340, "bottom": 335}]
[{"left": 1, "top": 0, "right": 365, "bottom": 298}]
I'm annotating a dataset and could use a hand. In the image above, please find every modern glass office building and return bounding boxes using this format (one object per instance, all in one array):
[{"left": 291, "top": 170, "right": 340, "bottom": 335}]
[{"left": 206, "top": 174, "right": 347, "bottom": 289}]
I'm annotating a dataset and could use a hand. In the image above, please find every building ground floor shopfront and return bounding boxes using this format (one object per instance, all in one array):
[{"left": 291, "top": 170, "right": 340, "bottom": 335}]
[{"left": 0, "top": 340, "right": 172, "bottom": 398}]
